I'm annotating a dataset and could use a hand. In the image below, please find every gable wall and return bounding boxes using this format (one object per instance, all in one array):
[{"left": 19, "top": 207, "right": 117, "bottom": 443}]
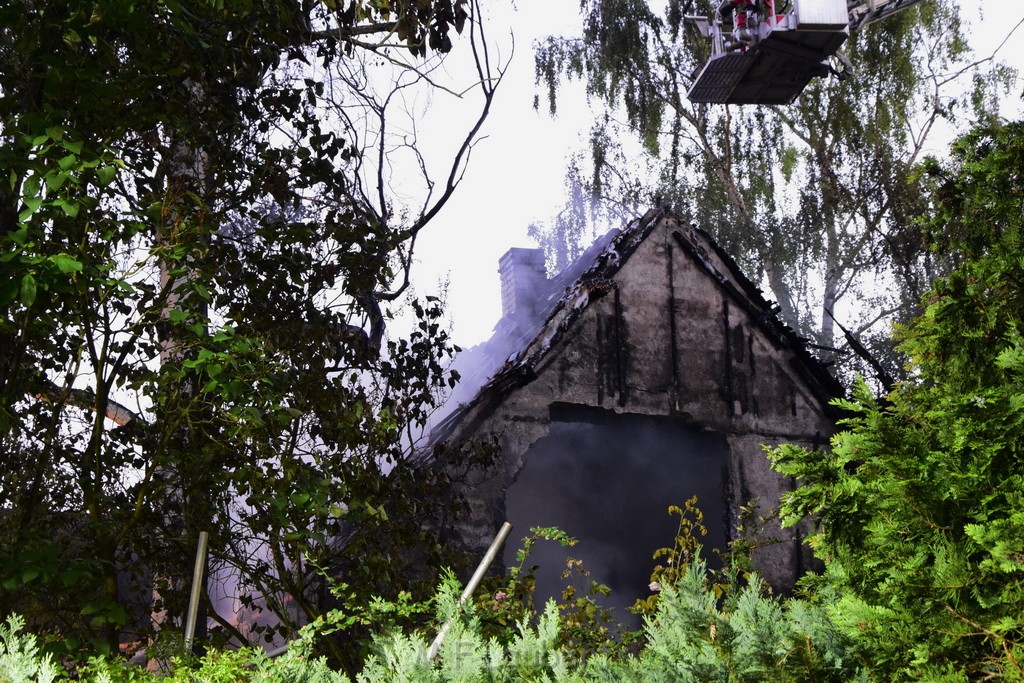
[{"left": 447, "top": 214, "right": 832, "bottom": 591}]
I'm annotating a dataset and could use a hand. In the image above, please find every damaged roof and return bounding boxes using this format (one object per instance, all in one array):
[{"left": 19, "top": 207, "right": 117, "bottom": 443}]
[{"left": 431, "top": 207, "right": 844, "bottom": 445}]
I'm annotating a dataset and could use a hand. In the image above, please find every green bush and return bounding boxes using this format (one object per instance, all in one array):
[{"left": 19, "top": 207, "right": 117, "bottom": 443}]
[
  {"left": 0, "top": 614, "right": 60, "bottom": 683},
  {"left": 2, "top": 549, "right": 867, "bottom": 682},
  {"left": 770, "top": 122, "right": 1024, "bottom": 680}
]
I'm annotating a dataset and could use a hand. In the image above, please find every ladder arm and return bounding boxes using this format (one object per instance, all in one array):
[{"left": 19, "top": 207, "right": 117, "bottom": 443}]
[{"left": 847, "top": 0, "right": 928, "bottom": 33}]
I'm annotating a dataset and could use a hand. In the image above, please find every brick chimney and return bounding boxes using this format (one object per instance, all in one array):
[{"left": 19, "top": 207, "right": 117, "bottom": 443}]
[{"left": 498, "top": 247, "right": 548, "bottom": 338}]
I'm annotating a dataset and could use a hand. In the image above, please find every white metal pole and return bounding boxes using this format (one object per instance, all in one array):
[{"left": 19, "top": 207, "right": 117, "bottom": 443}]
[
  {"left": 183, "top": 530, "right": 209, "bottom": 653},
  {"left": 427, "top": 522, "right": 513, "bottom": 661}
]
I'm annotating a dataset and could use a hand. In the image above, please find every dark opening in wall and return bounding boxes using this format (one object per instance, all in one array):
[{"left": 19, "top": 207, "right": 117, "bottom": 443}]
[{"left": 502, "top": 409, "right": 729, "bottom": 626}]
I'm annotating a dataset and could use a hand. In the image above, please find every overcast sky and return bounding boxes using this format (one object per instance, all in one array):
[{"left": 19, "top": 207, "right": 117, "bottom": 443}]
[{"left": 408, "top": 2, "right": 1024, "bottom": 349}]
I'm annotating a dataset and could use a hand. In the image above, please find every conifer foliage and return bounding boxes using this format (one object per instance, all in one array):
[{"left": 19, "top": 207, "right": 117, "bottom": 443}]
[{"left": 771, "top": 122, "right": 1024, "bottom": 680}]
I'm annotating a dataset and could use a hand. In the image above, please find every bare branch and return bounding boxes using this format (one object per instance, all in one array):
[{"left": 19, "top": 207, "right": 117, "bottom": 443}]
[
  {"left": 32, "top": 377, "right": 146, "bottom": 427},
  {"left": 937, "top": 17, "right": 1024, "bottom": 88},
  {"left": 309, "top": 21, "right": 399, "bottom": 42},
  {"left": 378, "top": 0, "right": 509, "bottom": 303}
]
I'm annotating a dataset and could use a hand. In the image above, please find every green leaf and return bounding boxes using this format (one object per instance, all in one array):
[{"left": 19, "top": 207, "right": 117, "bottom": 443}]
[
  {"left": 20, "top": 273, "right": 37, "bottom": 307},
  {"left": 50, "top": 253, "right": 83, "bottom": 274},
  {"left": 0, "top": 280, "right": 19, "bottom": 307},
  {"left": 96, "top": 165, "right": 117, "bottom": 186},
  {"left": 22, "top": 174, "right": 40, "bottom": 199},
  {"left": 193, "top": 282, "right": 211, "bottom": 302},
  {"left": 19, "top": 196, "right": 42, "bottom": 221},
  {"left": 43, "top": 170, "right": 69, "bottom": 192},
  {"left": 55, "top": 198, "right": 80, "bottom": 218}
]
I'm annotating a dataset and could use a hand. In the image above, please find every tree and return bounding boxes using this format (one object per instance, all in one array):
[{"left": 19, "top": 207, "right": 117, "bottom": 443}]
[
  {"left": 526, "top": 159, "right": 615, "bottom": 274},
  {"left": 533, "top": 0, "right": 1015, "bottom": 381},
  {"left": 0, "top": 0, "right": 501, "bottom": 662},
  {"left": 771, "top": 121, "right": 1024, "bottom": 679}
]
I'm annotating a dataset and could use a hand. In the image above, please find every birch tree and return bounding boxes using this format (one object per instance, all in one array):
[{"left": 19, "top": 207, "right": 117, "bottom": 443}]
[{"left": 533, "top": 0, "right": 1017, "bottom": 381}]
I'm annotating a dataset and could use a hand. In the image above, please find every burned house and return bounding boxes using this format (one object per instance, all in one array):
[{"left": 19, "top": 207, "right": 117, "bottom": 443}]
[{"left": 431, "top": 208, "right": 840, "bottom": 612}]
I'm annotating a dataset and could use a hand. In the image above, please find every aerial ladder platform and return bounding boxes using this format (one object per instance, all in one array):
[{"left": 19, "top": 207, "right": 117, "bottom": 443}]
[{"left": 687, "top": 0, "right": 928, "bottom": 105}]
